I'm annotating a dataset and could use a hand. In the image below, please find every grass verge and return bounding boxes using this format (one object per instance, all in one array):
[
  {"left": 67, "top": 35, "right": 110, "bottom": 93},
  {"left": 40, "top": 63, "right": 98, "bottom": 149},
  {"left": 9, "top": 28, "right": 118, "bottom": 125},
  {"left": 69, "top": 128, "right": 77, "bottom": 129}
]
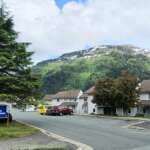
[{"left": 0, "top": 121, "right": 38, "bottom": 139}]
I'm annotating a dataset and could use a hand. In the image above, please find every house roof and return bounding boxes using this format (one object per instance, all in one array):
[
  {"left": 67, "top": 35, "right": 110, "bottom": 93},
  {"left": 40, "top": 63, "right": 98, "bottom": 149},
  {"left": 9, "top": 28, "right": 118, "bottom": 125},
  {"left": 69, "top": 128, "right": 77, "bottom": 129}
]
[
  {"left": 85, "top": 86, "right": 95, "bottom": 95},
  {"left": 43, "top": 95, "right": 55, "bottom": 101},
  {"left": 53, "top": 90, "right": 81, "bottom": 99},
  {"left": 141, "top": 80, "right": 150, "bottom": 93}
]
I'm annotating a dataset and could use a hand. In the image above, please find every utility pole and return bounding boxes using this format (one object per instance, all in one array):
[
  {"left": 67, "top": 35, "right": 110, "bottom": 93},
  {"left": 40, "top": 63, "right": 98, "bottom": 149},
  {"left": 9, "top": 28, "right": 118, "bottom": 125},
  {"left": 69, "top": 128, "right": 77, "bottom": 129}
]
[{"left": 0, "top": 0, "right": 4, "bottom": 17}]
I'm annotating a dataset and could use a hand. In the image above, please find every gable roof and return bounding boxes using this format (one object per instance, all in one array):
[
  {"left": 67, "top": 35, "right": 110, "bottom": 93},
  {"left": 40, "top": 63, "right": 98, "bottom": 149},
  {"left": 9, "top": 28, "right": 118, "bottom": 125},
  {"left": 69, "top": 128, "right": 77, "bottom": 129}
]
[
  {"left": 85, "top": 86, "right": 95, "bottom": 95},
  {"left": 53, "top": 90, "right": 81, "bottom": 99},
  {"left": 141, "top": 80, "right": 150, "bottom": 93}
]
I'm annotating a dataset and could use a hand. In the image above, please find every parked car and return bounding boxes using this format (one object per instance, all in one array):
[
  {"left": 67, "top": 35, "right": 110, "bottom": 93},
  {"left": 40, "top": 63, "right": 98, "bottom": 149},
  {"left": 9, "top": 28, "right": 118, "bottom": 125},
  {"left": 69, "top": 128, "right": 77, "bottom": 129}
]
[
  {"left": 37, "top": 105, "right": 50, "bottom": 115},
  {"left": 0, "top": 103, "right": 12, "bottom": 122},
  {"left": 46, "top": 106, "right": 73, "bottom": 116}
]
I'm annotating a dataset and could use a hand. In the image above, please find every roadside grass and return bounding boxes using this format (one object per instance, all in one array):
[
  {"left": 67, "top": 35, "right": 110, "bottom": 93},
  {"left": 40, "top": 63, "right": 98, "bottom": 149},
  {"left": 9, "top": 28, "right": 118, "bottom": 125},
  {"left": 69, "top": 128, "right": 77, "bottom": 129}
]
[{"left": 0, "top": 121, "right": 38, "bottom": 139}]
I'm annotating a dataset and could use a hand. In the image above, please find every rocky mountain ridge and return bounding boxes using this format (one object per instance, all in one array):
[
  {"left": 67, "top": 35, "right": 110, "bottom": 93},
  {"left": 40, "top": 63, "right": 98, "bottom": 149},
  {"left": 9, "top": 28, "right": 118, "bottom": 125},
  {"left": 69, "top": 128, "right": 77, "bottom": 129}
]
[{"left": 37, "top": 45, "right": 150, "bottom": 65}]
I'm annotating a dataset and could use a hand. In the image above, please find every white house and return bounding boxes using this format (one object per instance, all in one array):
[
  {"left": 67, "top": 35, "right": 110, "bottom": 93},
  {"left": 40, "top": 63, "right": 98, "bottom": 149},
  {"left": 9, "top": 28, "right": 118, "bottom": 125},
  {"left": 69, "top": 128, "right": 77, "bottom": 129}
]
[
  {"left": 76, "top": 87, "right": 98, "bottom": 114},
  {"left": 43, "top": 88, "right": 97, "bottom": 114},
  {"left": 43, "top": 90, "right": 83, "bottom": 112}
]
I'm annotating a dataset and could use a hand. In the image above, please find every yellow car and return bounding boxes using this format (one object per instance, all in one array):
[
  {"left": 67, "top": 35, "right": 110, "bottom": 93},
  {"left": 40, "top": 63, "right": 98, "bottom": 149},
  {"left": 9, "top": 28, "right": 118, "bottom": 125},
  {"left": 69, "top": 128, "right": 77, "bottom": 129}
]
[{"left": 37, "top": 105, "right": 48, "bottom": 115}]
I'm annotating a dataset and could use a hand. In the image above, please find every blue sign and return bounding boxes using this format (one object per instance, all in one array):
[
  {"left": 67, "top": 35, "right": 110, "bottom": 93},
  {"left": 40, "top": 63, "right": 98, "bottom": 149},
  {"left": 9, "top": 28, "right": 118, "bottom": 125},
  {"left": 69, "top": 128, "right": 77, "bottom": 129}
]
[{"left": 0, "top": 105, "right": 8, "bottom": 119}]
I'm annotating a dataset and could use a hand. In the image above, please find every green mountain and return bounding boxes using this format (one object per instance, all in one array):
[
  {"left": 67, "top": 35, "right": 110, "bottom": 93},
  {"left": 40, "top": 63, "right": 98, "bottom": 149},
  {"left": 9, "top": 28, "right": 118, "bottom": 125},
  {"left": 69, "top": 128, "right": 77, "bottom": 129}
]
[{"left": 33, "top": 45, "right": 150, "bottom": 94}]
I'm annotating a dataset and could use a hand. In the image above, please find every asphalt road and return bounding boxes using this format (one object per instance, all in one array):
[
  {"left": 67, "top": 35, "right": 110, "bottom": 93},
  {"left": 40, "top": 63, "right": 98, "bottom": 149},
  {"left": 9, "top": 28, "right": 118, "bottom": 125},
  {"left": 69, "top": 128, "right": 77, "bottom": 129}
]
[{"left": 13, "top": 110, "right": 150, "bottom": 150}]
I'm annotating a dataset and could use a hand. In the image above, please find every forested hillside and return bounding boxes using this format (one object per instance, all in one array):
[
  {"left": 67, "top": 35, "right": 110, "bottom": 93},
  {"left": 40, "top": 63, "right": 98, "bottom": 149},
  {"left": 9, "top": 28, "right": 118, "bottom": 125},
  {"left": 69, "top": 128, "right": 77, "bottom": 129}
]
[{"left": 33, "top": 45, "right": 150, "bottom": 94}]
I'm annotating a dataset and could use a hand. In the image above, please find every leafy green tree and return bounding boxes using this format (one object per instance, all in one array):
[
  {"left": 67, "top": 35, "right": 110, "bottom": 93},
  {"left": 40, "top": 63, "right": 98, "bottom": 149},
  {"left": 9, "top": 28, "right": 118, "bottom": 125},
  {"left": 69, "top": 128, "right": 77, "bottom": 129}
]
[
  {"left": 0, "top": 7, "right": 39, "bottom": 104},
  {"left": 93, "top": 71, "right": 140, "bottom": 114},
  {"left": 93, "top": 78, "right": 117, "bottom": 114},
  {"left": 115, "top": 71, "right": 140, "bottom": 112}
]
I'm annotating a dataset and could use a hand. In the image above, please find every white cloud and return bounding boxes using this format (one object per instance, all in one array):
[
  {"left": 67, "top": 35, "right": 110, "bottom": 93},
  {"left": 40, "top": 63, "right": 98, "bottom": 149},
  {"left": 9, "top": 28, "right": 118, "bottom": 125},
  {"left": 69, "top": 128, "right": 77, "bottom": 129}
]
[{"left": 5, "top": 0, "right": 150, "bottom": 63}]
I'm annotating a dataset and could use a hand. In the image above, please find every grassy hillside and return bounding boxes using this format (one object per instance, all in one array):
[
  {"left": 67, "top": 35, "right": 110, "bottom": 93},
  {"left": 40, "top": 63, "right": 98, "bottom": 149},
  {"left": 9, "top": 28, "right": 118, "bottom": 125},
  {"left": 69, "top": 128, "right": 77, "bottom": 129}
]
[{"left": 33, "top": 47, "right": 150, "bottom": 94}]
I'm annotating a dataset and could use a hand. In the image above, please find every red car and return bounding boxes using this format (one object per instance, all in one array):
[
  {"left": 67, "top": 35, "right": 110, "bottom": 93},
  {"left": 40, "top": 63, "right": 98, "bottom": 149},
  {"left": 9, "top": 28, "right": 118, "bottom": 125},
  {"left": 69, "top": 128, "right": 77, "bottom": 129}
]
[{"left": 46, "top": 106, "right": 73, "bottom": 116}]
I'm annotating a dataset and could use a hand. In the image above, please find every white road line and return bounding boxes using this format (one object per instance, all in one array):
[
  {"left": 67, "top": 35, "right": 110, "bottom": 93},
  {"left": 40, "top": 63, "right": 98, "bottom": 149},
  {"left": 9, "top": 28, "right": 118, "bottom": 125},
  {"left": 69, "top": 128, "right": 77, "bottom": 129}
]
[{"left": 122, "top": 121, "right": 145, "bottom": 129}]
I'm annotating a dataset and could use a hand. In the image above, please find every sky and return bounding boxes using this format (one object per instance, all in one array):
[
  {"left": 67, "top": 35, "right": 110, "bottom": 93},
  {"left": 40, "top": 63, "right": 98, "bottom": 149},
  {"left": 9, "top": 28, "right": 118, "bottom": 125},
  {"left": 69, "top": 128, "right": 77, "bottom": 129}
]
[{"left": 4, "top": 0, "right": 150, "bottom": 63}]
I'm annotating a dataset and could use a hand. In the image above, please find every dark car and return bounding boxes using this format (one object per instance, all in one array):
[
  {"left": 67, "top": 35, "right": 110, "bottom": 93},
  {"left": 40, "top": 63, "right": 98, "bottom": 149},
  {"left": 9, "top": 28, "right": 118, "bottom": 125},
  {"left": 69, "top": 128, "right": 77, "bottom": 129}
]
[{"left": 46, "top": 106, "right": 73, "bottom": 116}]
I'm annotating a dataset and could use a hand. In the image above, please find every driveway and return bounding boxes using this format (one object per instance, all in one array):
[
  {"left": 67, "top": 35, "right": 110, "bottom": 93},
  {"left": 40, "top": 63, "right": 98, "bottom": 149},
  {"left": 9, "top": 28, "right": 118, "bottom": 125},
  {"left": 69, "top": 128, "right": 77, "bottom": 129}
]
[{"left": 13, "top": 110, "right": 150, "bottom": 150}]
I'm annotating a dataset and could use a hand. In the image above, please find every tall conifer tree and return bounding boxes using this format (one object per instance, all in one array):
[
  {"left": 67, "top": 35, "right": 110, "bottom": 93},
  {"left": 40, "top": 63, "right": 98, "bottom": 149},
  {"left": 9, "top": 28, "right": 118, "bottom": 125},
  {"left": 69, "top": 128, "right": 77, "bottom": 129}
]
[{"left": 0, "top": 3, "right": 39, "bottom": 104}]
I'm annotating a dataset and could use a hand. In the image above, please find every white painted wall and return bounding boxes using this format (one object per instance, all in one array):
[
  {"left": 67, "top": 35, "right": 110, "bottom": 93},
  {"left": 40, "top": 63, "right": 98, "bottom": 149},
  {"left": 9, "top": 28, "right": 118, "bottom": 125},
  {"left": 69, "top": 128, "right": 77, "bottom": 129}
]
[
  {"left": 76, "top": 99, "right": 85, "bottom": 114},
  {"left": 87, "top": 96, "right": 97, "bottom": 114},
  {"left": 76, "top": 95, "right": 97, "bottom": 114},
  {"left": 116, "top": 108, "right": 124, "bottom": 116},
  {"left": 77, "top": 91, "right": 83, "bottom": 99},
  {"left": 129, "top": 107, "right": 138, "bottom": 116},
  {"left": 140, "top": 93, "right": 150, "bottom": 100}
]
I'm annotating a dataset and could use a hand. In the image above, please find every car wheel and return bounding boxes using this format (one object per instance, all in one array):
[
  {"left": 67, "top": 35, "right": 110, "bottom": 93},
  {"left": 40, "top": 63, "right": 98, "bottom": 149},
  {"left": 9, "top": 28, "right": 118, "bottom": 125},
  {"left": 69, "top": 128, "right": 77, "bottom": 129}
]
[
  {"left": 59, "top": 112, "right": 63, "bottom": 116},
  {"left": 69, "top": 111, "right": 73, "bottom": 115}
]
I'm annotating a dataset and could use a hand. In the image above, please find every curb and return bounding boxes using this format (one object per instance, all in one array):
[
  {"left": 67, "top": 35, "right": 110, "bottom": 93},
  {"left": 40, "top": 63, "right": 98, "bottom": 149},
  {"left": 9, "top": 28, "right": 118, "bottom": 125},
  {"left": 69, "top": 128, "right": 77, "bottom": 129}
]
[{"left": 16, "top": 120, "right": 93, "bottom": 150}]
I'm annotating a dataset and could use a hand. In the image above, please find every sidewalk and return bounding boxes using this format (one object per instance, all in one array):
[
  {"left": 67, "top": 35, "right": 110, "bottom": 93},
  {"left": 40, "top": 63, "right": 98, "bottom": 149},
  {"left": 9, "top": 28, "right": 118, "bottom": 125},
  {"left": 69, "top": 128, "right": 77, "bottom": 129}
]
[{"left": 0, "top": 132, "right": 77, "bottom": 150}]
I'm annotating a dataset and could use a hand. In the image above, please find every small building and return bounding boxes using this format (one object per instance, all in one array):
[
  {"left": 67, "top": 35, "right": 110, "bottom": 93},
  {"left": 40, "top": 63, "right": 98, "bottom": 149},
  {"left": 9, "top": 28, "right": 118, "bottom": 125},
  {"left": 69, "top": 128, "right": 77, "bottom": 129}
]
[
  {"left": 76, "top": 87, "right": 98, "bottom": 114},
  {"left": 44, "top": 90, "right": 82, "bottom": 112}
]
